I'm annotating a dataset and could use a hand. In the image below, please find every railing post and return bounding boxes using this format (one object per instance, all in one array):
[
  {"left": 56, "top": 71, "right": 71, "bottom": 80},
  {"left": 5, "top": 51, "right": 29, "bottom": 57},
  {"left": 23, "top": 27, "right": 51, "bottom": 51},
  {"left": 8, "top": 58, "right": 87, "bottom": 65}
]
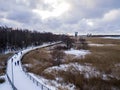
[
  {"left": 36, "top": 81, "right": 38, "bottom": 86},
  {"left": 41, "top": 85, "right": 43, "bottom": 90},
  {"left": 11, "top": 59, "right": 14, "bottom": 87},
  {"left": 33, "top": 78, "right": 34, "bottom": 83}
]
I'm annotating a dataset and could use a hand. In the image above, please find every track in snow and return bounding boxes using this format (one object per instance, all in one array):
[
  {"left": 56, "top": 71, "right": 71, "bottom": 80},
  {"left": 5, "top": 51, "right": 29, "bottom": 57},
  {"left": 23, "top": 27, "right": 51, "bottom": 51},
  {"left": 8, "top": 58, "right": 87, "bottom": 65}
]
[{"left": 7, "top": 51, "right": 42, "bottom": 90}]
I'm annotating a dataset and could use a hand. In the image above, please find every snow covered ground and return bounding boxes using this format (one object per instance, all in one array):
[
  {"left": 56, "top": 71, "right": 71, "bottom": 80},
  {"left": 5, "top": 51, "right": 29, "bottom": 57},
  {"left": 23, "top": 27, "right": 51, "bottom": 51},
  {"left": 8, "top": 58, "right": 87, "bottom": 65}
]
[
  {"left": 65, "top": 49, "right": 90, "bottom": 57},
  {"left": 89, "top": 44, "right": 114, "bottom": 46},
  {"left": 7, "top": 53, "right": 41, "bottom": 90},
  {"left": 30, "top": 73, "right": 76, "bottom": 90},
  {"left": 44, "top": 63, "right": 100, "bottom": 78},
  {"left": 102, "top": 37, "right": 120, "bottom": 39},
  {"left": 29, "top": 73, "right": 56, "bottom": 90},
  {"left": 0, "top": 75, "right": 12, "bottom": 90},
  {"left": 41, "top": 62, "right": 101, "bottom": 89},
  {"left": 0, "top": 42, "right": 61, "bottom": 90}
]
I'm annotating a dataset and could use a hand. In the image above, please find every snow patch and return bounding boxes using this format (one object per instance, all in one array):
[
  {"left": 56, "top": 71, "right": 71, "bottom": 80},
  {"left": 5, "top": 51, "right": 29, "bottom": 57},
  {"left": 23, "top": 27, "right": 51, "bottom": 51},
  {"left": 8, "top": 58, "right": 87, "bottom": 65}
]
[
  {"left": 102, "top": 37, "right": 120, "bottom": 39},
  {"left": 23, "top": 64, "right": 33, "bottom": 68},
  {"left": 29, "top": 73, "right": 56, "bottom": 90},
  {"left": 44, "top": 63, "right": 100, "bottom": 78},
  {"left": 65, "top": 49, "right": 90, "bottom": 57},
  {"left": 29, "top": 73, "right": 76, "bottom": 90},
  {"left": 89, "top": 44, "right": 115, "bottom": 46}
]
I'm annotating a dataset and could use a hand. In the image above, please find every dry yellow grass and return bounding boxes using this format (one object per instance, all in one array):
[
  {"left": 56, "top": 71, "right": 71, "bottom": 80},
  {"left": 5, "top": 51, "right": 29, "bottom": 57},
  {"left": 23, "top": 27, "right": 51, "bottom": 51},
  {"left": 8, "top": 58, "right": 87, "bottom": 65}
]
[
  {"left": 76, "top": 45, "right": 120, "bottom": 76},
  {"left": 43, "top": 66, "right": 120, "bottom": 90},
  {"left": 22, "top": 48, "right": 53, "bottom": 75},
  {"left": 22, "top": 38, "right": 120, "bottom": 90},
  {"left": 86, "top": 37, "right": 120, "bottom": 44}
]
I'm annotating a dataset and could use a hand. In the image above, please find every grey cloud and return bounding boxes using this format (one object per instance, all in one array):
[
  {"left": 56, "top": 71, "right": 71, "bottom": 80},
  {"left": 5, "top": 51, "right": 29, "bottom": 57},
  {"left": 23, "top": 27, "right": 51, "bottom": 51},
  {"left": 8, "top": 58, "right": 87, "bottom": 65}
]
[
  {"left": 0, "top": 0, "right": 120, "bottom": 35},
  {"left": 43, "top": 18, "right": 62, "bottom": 29},
  {"left": 7, "top": 10, "right": 34, "bottom": 23}
]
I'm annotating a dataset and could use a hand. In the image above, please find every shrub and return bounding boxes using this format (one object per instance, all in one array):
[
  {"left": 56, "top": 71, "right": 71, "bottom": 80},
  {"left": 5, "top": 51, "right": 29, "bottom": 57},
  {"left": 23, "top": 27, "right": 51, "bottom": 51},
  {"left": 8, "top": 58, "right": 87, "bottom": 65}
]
[{"left": 51, "top": 50, "right": 65, "bottom": 66}]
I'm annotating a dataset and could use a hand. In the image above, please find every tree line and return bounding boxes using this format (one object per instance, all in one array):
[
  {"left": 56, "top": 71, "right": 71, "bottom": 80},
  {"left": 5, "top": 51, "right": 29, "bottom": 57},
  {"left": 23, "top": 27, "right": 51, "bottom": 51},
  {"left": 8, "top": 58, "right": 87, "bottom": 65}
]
[
  {"left": 0, "top": 26, "right": 63, "bottom": 53},
  {"left": 0, "top": 26, "right": 73, "bottom": 53}
]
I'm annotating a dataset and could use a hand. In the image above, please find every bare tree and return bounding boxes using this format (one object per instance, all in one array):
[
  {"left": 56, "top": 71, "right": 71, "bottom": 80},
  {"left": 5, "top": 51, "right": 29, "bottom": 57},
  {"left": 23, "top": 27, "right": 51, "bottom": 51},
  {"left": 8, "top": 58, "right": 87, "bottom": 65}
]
[
  {"left": 0, "top": 26, "right": 61, "bottom": 53},
  {"left": 61, "top": 35, "right": 74, "bottom": 49}
]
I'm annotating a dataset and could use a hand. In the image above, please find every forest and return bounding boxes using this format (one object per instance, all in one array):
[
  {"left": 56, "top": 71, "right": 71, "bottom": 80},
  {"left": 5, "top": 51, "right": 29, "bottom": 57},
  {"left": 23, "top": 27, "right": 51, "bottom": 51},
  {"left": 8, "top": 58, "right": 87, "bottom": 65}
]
[{"left": 0, "top": 26, "right": 72, "bottom": 53}]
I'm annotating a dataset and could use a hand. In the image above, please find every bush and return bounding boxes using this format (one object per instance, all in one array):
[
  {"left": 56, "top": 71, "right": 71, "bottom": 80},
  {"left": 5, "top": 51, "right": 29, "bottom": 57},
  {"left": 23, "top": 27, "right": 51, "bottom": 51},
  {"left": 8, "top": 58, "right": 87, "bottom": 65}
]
[
  {"left": 51, "top": 50, "right": 65, "bottom": 66},
  {"left": 54, "top": 46, "right": 68, "bottom": 50}
]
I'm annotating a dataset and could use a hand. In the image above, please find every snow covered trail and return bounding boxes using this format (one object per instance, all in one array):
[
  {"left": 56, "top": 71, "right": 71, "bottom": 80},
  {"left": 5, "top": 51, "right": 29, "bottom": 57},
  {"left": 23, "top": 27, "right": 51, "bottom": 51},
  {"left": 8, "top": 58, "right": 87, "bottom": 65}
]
[
  {"left": 6, "top": 42, "right": 62, "bottom": 90},
  {"left": 7, "top": 53, "right": 41, "bottom": 90}
]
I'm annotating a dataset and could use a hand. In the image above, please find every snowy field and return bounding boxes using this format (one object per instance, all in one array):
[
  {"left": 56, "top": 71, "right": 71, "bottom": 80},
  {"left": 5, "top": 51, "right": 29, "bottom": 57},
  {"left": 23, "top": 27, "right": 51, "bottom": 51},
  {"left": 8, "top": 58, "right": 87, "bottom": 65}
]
[
  {"left": 102, "top": 37, "right": 120, "bottom": 39},
  {"left": 44, "top": 63, "right": 100, "bottom": 78},
  {"left": 89, "top": 43, "right": 114, "bottom": 46},
  {"left": 65, "top": 49, "right": 90, "bottom": 57}
]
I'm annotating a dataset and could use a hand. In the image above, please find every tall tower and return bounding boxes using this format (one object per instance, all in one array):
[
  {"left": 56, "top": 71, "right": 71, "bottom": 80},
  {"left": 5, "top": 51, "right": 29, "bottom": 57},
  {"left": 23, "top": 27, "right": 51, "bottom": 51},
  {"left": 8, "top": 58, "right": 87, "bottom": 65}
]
[
  {"left": 74, "top": 32, "right": 79, "bottom": 49},
  {"left": 75, "top": 32, "right": 78, "bottom": 37}
]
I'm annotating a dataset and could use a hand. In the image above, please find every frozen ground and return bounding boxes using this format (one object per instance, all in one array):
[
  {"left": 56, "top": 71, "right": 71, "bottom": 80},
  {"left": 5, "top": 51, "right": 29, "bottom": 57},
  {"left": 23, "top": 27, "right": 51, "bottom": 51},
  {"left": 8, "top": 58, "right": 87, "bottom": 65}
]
[
  {"left": 44, "top": 63, "right": 100, "bottom": 78},
  {"left": 7, "top": 53, "right": 41, "bottom": 90},
  {"left": 30, "top": 73, "right": 76, "bottom": 90},
  {"left": 89, "top": 43, "right": 114, "bottom": 46},
  {"left": 41, "top": 62, "right": 100, "bottom": 89},
  {"left": 0, "top": 75, "right": 12, "bottom": 90},
  {"left": 29, "top": 73, "right": 56, "bottom": 90},
  {"left": 65, "top": 49, "right": 90, "bottom": 57},
  {"left": 102, "top": 37, "right": 120, "bottom": 39}
]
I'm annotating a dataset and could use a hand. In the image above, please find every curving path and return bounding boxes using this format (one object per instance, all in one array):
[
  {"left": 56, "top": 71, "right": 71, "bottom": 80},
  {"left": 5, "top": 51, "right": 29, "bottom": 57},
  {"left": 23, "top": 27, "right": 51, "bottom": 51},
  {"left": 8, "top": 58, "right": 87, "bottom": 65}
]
[{"left": 6, "top": 42, "right": 62, "bottom": 90}]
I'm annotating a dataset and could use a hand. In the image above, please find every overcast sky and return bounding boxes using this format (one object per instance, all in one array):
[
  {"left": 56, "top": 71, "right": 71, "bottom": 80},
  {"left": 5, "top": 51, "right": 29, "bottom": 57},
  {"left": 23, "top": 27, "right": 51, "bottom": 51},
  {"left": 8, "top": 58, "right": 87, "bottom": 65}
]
[{"left": 0, "top": 0, "right": 120, "bottom": 35}]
